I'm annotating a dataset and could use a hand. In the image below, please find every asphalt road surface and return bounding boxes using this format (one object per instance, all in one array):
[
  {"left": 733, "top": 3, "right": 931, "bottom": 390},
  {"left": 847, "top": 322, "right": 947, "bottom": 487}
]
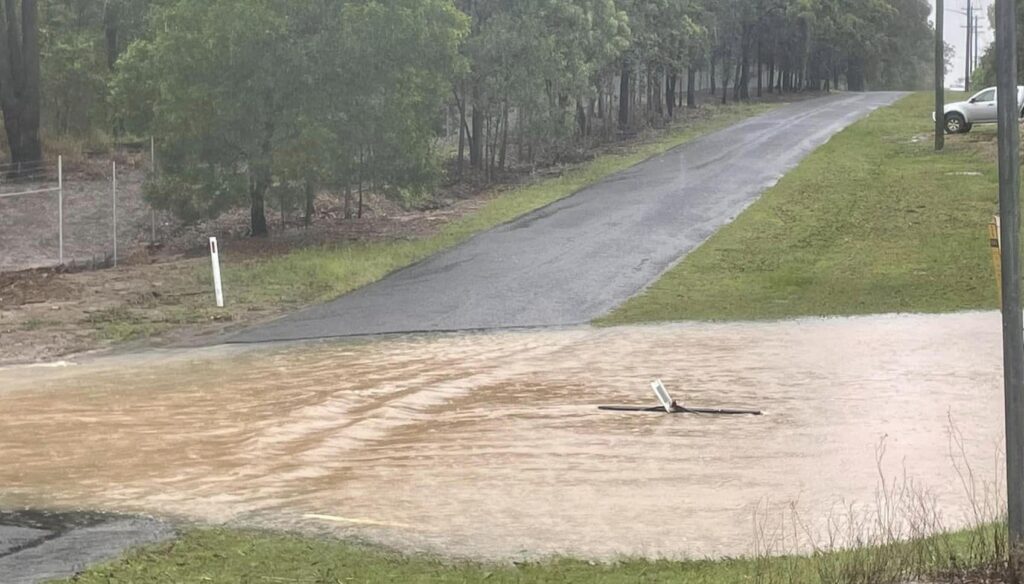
[
  {"left": 0, "top": 510, "right": 172, "bottom": 584},
  {"left": 234, "top": 92, "right": 905, "bottom": 344}
]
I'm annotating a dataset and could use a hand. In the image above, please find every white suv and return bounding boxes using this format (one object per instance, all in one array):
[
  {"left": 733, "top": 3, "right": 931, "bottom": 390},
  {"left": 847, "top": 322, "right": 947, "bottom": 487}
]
[{"left": 936, "top": 86, "right": 1024, "bottom": 134}]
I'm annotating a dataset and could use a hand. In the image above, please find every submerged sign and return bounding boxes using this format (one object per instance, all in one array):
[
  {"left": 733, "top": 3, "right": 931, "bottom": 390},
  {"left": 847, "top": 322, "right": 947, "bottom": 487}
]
[{"left": 650, "top": 379, "right": 675, "bottom": 413}]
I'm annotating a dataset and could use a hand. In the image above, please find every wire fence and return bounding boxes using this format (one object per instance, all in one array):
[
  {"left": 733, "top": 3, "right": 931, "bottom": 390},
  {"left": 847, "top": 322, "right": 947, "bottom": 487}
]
[{"left": 0, "top": 141, "right": 166, "bottom": 274}]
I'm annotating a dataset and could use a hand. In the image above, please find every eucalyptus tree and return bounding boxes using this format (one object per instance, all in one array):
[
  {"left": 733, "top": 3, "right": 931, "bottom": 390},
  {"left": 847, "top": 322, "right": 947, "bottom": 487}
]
[
  {"left": 112, "top": 0, "right": 465, "bottom": 236},
  {"left": 454, "top": 0, "right": 628, "bottom": 172}
]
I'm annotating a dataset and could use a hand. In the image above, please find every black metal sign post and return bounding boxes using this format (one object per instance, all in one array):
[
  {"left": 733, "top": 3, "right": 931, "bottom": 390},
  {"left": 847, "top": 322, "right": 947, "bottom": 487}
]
[
  {"left": 936, "top": 0, "right": 945, "bottom": 151},
  {"left": 996, "top": 0, "right": 1024, "bottom": 577}
]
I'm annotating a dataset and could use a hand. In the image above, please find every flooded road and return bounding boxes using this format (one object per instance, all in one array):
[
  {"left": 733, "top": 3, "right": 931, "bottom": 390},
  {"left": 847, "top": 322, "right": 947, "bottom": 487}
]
[{"left": 0, "top": 312, "right": 1007, "bottom": 560}]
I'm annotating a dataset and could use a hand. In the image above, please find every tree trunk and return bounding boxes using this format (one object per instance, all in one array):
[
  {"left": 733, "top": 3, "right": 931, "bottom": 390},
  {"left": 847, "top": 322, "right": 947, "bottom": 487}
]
[
  {"left": 499, "top": 102, "right": 509, "bottom": 169},
  {"left": 709, "top": 56, "right": 717, "bottom": 94},
  {"left": 457, "top": 96, "right": 466, "bottom": 178},
  {"left": 651, "top": 66, "right": 662, "bottom": 115},
  {"left": 469, "top": 82, "right": 484, "bottom": 169},
  {"left": 756, "top": 39, "right": 763, "bottom": 98},
  {"left": 344, "top": 184, "right": 352, "bottom": 220},
  {"left": 250, "top": 171, "right": 269, "bottom": 237},
  {"left": 488, "top": 112, "right": 499, "bottom": 178},
  {"left": 846, "top": 56, "right": 867, "bottom": 91},
  {"left": 618, "top": 61, "right": 630, "bottom": 129},
  {"left": 721, "top": 57, "right": 730, "bottom": 104},
  {"left": 733, "top": 52, "right": 743, "bottom": 101},
  {"left": 576, "top": 98, "right": 587, "bottom": 136},
  {"left": 470, "top": 106, "right": 484, "bottom": 168},
  {"left": 687, "top": 66, "right": 697, "bottom": 108},
  {"left": 739, "top": 30, "right": 750, "bottom": 100},
  {"left": 358, "top": 184, "right": 364, "bottom": 219},
  {"left": 303, "top": 179, "right": 315, "bottom": 227},
  {"left": 665, "top": 72, "right": 676, "bottom": 118},
  {"left": 0, "top": 0, "right": 41, "bottom": 164},
  {"left": 357, "top": 147, "right": 365, "bottom": 219},
  {"left": 103, "top": 0, "right": 118, "bottom": 70}
]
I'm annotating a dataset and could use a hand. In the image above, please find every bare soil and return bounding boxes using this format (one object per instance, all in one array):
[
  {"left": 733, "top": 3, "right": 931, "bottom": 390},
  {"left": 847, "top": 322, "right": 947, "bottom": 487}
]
[{"left": 0, "top": 189, "right": 505, "bottom": 365}]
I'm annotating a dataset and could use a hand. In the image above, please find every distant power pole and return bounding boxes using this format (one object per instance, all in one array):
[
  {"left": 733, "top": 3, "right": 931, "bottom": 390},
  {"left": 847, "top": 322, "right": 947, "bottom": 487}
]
[
  {"left": 952, "top": 0, "right": 982, "bottom": 91},
  {"left": 976, "top": 1, "right": 983, "bottom": 70},
  {"left": 936, "top": 0, "right": 945, "bottom": 151},
  {"left": 995, "top": 0, "right": 1024, "bottom": 575},
  {"left": 966, "top": 0, "right": 973, "bottom": 92}
]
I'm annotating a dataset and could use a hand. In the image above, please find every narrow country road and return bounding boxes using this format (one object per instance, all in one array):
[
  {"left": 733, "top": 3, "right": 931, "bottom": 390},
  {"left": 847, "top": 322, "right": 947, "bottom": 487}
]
[{"left": 234, "top": 92, "right": 905, "bottom": 343}]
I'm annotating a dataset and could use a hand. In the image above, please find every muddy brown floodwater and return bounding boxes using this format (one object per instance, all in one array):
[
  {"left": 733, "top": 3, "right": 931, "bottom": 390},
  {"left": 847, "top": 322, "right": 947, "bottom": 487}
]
[{"left": 0, "top": 312, "right": 1008, "bottom": 560}]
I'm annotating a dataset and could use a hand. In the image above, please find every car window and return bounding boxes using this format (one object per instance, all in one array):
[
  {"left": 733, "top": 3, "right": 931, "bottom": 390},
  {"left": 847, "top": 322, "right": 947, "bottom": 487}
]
[{"left": 975, "top": 89, "right": 996, "bottom": 102}]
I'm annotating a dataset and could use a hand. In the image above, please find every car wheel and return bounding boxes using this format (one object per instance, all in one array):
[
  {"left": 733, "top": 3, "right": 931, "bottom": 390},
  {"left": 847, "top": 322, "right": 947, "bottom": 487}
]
[{"left": 945, "top": 113, "right": 967, "bottom": 134}]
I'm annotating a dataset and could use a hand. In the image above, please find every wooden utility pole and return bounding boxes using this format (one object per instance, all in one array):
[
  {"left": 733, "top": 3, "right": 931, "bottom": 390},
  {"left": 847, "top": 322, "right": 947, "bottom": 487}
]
[
  {"left": 995, "top": 0, "right": 1024, "bottom": 576},
  {"left": 966, "top": 0, "right": 972, "bottom": 93},
  {"left": 936, "top": 0, "right": 945, "bottom": 151}
]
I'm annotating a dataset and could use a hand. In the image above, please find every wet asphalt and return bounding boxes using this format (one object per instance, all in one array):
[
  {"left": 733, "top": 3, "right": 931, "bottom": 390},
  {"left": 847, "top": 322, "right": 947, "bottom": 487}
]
[
  {"left": 0, "top": 510, "right": 172, "bottom": 583},
  {"left": 232, "top": 92, "right": 906, "bottom": 344}
]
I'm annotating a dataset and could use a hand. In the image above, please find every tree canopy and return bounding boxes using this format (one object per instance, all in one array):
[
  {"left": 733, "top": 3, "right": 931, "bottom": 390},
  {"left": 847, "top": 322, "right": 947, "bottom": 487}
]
[{"left": 27, "top": 0, "right": 939, "bottom": 235}]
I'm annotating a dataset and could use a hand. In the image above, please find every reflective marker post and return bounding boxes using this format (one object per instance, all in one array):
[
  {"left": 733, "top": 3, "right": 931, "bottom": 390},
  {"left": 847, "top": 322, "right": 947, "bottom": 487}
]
[
  {"left": 112, "top": 161, "right": 118, "bottom": 267},
  {"left": 995, "top": 0, "right": 1024, "bottom": 575},
  {"left": 210, "top": 237, "right": 225, "bottom": 308},
  {"left": 57, "top": 155, "right": 63, "bottom": 265}
]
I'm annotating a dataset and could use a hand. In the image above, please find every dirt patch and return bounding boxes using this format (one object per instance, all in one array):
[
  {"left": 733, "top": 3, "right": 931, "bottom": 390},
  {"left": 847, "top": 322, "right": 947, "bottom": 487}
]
[
  {"left": 0, "top": 176, "right": 520, "bottom": 365},
  {"left": 0, "top": 154, "right": 515, "bottom": 364}
]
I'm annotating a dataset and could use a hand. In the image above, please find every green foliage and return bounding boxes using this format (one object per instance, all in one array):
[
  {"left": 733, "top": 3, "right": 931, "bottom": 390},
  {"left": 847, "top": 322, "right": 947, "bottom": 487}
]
[
  {"left": 39, "top": 4, "right": 107, "bottom": 137},
  {"left": 111, "top": 0, "right": 466, "bottom": 233},
  {"left": 36, "top": 0, "right": 939, "bottom": 233}
]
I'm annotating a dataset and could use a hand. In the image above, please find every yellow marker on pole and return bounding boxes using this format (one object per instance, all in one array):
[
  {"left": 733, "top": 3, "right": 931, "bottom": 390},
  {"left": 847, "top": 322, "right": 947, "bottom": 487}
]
[{"left": 991, "top": 215, "right": 1003, "bottom": 305}]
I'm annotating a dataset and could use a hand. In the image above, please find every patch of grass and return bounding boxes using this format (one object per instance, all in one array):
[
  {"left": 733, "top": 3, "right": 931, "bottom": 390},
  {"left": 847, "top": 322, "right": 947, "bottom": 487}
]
[
  {"left": 217, "top": 102, "right": 780, "bottom": 309},
  {"left": 600, "top": 91, "right": 1003, "bottom": 325},
  {"left": 83, "top": 306, "right": 163, "bottom": 342},
  {"left": 59, "top": 522, "right": 1007, "bottom": 584},
  {"left": 21, "top": 318, "right": 56, "bottom": 331}
]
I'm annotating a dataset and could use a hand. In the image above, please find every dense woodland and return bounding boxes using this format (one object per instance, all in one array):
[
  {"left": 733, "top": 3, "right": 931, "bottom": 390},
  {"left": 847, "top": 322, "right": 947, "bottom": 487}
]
[{"left": 6, "top": 0, "right": 939, "bottom": 235}]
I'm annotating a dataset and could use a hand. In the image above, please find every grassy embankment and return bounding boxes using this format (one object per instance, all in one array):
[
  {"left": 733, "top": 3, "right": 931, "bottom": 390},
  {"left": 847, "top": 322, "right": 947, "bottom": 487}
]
[
  {"left": 601, "top": 91, "right": 1002, "bottom": 325},
  {"left": 60, "top": 521, "right": 1006, "bottom": 583}
]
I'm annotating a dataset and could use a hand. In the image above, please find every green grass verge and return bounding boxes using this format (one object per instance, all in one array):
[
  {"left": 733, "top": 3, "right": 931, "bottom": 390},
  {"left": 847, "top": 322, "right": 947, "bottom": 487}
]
[
  {"left": 219, "top": 103, "right": 778, "bottom": 309},
  {"left": 58, "top": 524, "right": 1005, "bottom": 583},
  {"left": 600, "top": 91, "right": 1002, "bottom": 325}
]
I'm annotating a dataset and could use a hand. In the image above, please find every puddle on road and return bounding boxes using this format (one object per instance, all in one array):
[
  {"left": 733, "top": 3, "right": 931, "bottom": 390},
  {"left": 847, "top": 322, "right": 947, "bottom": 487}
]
[{"left": 0, "top": 312, "right": 1007, "bottom": 560}]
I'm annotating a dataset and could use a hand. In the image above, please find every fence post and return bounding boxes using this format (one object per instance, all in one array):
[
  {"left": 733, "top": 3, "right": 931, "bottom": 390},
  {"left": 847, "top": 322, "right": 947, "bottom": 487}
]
[
  {"left": 58, "top": 156, "right": 63, "bottom": 265},
  {"left": 112, "top": 160, "right": 118, "bottom": 267}
]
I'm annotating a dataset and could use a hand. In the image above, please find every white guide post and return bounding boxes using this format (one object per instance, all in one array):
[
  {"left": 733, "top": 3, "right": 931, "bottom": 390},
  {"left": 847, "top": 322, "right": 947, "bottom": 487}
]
[
  {"left": 209, "top": 237, "right": 225, "bottom": 308},
  {"left": 58, "top": 156, "right": 63, "bottom": 265},
  {"left": 112, "top": 161, "right": 118, "bottom": 267}
]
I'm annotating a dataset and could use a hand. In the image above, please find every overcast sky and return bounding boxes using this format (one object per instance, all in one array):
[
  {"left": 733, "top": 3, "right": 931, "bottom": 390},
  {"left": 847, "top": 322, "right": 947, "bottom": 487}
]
[{"left": 929, "top": 0, "right": 994, "bottom": 88}]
